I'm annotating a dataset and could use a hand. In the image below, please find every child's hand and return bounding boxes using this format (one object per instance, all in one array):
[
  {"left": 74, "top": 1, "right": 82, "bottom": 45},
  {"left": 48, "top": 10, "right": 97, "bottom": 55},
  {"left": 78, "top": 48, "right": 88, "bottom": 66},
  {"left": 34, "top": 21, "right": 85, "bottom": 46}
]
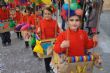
[
  {"left": 60, "top": 40, "right": 70, "bottom": 48},
  {"left": 37, "top": 27, "right": 41, "bottom": 33},
  {"left": 93, "top": 34, "right": 98, "bottom": 42}
]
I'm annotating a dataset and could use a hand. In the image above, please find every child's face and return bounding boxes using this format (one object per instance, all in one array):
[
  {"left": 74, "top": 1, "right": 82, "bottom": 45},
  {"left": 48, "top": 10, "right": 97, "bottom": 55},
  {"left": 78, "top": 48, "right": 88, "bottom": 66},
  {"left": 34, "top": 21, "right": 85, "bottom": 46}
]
[
  {"left": 2, "top": 6, "right": 6, "bottom": 10},
  {"left": 16, "top": 7, "right": 20, "bottom": 11},
  {"left": 23, "top": 10, "right": 29, "bottom": 15},
  {"left": 43, "top": 10, "right": 52, "bottom": 20},
  {"left": 68, "top": 16, "right": 81, "bottom": 31}
]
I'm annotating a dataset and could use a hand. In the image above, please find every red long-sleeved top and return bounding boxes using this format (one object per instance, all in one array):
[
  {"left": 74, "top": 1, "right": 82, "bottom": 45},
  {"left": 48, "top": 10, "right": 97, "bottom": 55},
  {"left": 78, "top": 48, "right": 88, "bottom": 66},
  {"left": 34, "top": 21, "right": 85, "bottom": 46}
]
[
  {"left": 0, "top": 8, "right": 10, "bottom": 20},
  {"left": 28, "top": 14, "right": 36, "bottom": 25},
  {"left": 28, "top": 14, "right": 43, "bottom": 28},
  {"left": 20, "top": 14, "right": 29, "bottom": 23},
  {"left": 54, "top": 29, "right": 96, "bottom": 56},
  {"left": 14, "top": 11, "right": 21, "bottom": 24},
  {"left": 35, "top": 15, "right": 42, "bottom": 30},
  {"left": 39, "top": 18, "right": 59, "bottom": 39}
]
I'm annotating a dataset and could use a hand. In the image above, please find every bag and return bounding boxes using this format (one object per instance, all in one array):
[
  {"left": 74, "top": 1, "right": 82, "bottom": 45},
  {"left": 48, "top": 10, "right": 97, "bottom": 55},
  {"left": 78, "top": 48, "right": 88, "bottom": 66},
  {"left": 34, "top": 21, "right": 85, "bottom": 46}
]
[
  {"left": 9, "top": 20, "right": 16, "bottom": 28},
  {"left": 47, "top": 45, "right": 53, "bottom": 56},
  {"left": 57, "top": 62, "right": 94, "bottom": 73},
  {"left": 15, "top": 24, "right": 23, "bottom": 31},
  {"left": 29, "top": 37, "right": 36, "bottom": 46},
  {"left": 33, "top": 40, "right": 44, "bottom": 55},
  {"left": 33, "top": 38, "right": 55, "bottom": 58},
  {"left": 52, "top": 52, "right": 94, "bottom": 73}
]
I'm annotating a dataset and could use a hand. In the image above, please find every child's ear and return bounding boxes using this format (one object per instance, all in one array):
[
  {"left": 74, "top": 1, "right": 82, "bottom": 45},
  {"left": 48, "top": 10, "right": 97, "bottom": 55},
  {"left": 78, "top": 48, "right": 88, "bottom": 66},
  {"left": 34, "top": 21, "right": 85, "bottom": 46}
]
[
  {"left": 66, "top": 21, "right": 70, "bottom": 28},
  {"left": 66, "top": 21, "right": 69, "bottom": 25}
]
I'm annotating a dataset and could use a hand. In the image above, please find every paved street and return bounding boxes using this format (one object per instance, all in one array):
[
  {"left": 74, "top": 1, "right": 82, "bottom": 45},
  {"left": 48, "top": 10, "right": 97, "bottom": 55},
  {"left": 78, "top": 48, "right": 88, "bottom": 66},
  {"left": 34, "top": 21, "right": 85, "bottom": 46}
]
[
  {"left": 94, "top": 11, "right": 110, "bottom": 73},
  {"left": 0, "top": 11, "right": 110, "bottom": 73},
  {"left": 0, "top": 34, "right": 46, "bottom": 73}
]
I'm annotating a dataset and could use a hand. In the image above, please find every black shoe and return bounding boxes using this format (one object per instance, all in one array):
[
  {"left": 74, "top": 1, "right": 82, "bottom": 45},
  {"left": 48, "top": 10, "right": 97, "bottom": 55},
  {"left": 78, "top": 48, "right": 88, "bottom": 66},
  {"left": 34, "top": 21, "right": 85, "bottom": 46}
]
[
  {"left": 3, "top": 43, "right": 6, "bottom": 46},
  {"left": 19, "top": 37, "right": 23, "bottom": 40},
  {"left": 33, "top": 52, "right": 38, "bottom": 57},
  {"left": 25, "top": 46, "right": 29, "bottom": 49},
  {"left": 46, "top": 70, "right": 54, "bottom": 73},
  {"left": 49, "top": 69, "right": 54, "bottom": 73},
  {"left": 2, "top": 44, "right": 7, "bottom": 48},
  {"left": 17, "top": 36, "right": 20, "bottom": 39},
  {"left": 8, "top": 42, "right": 11, "bottom": 46}
]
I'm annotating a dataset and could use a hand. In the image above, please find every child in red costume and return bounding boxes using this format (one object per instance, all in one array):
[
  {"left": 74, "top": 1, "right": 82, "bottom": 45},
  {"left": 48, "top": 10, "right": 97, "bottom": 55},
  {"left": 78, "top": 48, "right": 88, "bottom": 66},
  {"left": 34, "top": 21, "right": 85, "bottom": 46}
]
[
  {"left": 37, "top": 8, "right": 59, "bottom": 39},
  {"left": 14, "top": 6, "right": 21, "bottom": 24},
  {"left": 0, "top": 5, "right": 11, "bottom": 47},
  {"left": 38, "top": 18, "right": 59, "bottom": 39},
  {"left": 54, "top": 14, "right": 98, "bottom": 56},
  {"left": 28, "top": 11, "right": 42, "bottom": 30},
  {"left": 14, "top": 6, "right": 22, "bottom": 39},
  {"left": 36, "top": 6, "right": 60, "bottom": 73},
  {"left": 20, "top": 9, "right": 30, "bottom": 48},
  {"left": 0, "top": 5, "right": 10, "bottom": 21},
  {"left": 28, "top": 12, "right": 36, "bottom": 26},
  {"left": 30, "top": 11, "right": 42, "bottom": 57},
  {"left": 21, "top": 11, "right": 29, "bottom": 24}
]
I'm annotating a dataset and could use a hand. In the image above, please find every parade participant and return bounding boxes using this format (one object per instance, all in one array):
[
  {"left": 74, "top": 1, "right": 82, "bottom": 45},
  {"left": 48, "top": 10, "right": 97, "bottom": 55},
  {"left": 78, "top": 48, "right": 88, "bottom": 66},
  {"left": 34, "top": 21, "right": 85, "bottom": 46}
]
[
  {"left": 28, "top": 12, "right": 36, "bottom": 27},
  {"left": 14, "top": 6, "right": 22, "bottom": 39},
  {"left": 30, "top": 11, "right": 42, "bottom": 57},
  {"left": 0, "top": 4, "right": 11, "bottom": 48},
  {"left": 19, "top": 8, "right": 30, "bottom": 48},
  {"left": 54, "top": 14, "right": 98, "bottom": 57},
  {"left": 37, "top": 7, "right": 59, "bottom": 39},
  {"left": 0, "top": 4, "right": 10, "bottom": 21},
  {"left": 35, "top": 11, "right": 42, "bottom": 29},
  {"left": 37, "top": 6, "right": 60, "bottom": 73}
]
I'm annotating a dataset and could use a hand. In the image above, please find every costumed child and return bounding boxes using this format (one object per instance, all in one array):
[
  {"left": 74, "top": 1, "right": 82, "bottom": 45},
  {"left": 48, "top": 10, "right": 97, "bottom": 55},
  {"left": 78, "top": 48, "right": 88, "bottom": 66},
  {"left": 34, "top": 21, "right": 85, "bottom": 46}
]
[
  {"left": 54, "top": 15, "right": 98, "bottom": 56},
  {"left": 0, "top": 4, "right": 11, "bottom": 48},
  {"left": 20, "top": 8, "right": 31, "bottom": 48},
  {"left": 36, "top": 6, "right": 60, "bottom": 73},
  {"left": 53, "top": 8, "right": 99, "bottom": 72},
  {"left": 30, "top": 11, "right": 43, "bottom": 57},
  {"left": 14, "top": 6, "right": 23, "bottom": 40}
]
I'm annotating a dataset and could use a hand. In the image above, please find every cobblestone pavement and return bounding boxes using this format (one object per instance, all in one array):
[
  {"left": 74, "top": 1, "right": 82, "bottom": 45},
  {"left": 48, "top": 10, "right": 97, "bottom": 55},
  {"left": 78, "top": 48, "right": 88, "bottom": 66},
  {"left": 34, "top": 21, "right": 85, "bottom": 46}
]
[{"left": 0, "top": 34, "right": 46, "bottom": 73}]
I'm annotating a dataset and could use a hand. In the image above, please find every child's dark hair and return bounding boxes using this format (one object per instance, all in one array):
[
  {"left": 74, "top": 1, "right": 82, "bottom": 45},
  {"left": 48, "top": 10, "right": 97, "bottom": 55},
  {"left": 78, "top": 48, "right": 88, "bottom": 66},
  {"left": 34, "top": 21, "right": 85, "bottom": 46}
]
[
  {"left": 67, "top": 14, "right": 82, "bottom": 21},
  {"left": 44, "top": 6, "right": 53, "bottom": 13},
  {"left": 16, "top": 5, "right": 20, "bottom": 8},
  {"left": 74, "top": 14, "right": 82, "bottom": 21}
]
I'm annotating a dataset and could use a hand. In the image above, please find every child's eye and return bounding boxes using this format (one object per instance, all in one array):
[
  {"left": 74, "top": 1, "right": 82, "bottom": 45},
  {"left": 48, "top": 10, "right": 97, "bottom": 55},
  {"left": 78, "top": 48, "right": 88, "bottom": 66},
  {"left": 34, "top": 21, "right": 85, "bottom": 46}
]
[{"left": 69, "top": 19, "right": 80, "bottom": 21}]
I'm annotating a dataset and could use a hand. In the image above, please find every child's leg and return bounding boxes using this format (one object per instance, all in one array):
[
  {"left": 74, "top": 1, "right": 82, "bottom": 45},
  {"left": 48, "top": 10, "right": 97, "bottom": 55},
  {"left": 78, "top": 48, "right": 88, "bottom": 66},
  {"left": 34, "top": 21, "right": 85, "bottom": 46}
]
[
  {"left": 1, "top": 33, "right": 7, "bottom": 46},
  {"left": 61, "top": 16, "right": 65, "bottom": 31},
  {"left": 16, "top": 32, "right": 19, "bottom": 39},
  {"left": 31, "top": 45, "right": 38, "bottom": 57},
  {"left": 25, "top": 41, "right": 29, "bottom": 48},
  {"left": 5, "top": 32, "right": 11, "bottom": 45},
  {"left": 44, "top": 57, "right": 52, "bottom": 73},
  {"left": 19, "top": 32, "right": 23, "bottom": 39}
]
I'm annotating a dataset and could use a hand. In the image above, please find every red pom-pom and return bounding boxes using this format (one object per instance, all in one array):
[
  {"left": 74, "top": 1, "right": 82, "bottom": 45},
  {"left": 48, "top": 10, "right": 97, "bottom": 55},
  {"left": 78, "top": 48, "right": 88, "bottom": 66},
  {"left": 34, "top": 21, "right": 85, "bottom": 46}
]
[{"left": 75, "top": 9, "right": 83, "bottom": 16}]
